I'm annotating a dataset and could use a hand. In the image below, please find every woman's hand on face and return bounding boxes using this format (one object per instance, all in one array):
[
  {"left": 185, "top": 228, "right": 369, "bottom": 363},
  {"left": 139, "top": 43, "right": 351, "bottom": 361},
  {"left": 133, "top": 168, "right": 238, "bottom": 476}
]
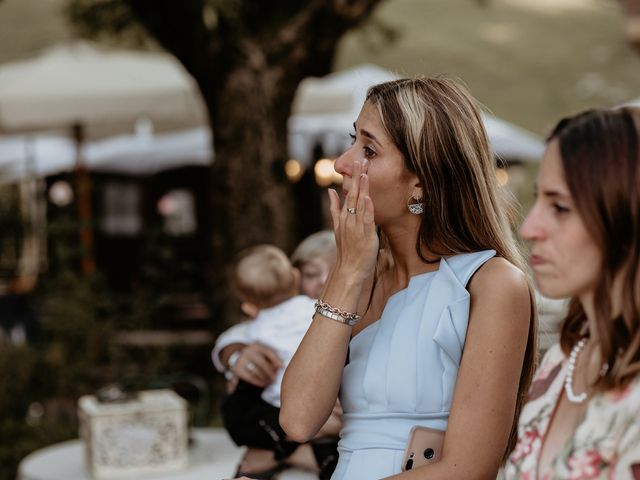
[
  {"left": 329, "top": 159, "right": 379, "bottom": 284},
  {"left": 231, "top": 342, "right": 282, "bottom": 388}
]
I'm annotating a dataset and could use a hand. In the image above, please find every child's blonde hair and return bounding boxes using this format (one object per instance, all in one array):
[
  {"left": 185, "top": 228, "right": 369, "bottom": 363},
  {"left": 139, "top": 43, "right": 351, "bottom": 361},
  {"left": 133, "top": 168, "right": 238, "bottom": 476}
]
[{"left": 230, "top": 245, "right": 297, "bottom": 308}]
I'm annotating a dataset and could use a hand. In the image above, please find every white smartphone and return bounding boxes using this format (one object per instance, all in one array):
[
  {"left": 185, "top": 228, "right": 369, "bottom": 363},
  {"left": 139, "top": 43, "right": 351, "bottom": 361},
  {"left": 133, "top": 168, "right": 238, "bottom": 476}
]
[{"left": 401, "top": 425, "right": 445, "bottom": 471}]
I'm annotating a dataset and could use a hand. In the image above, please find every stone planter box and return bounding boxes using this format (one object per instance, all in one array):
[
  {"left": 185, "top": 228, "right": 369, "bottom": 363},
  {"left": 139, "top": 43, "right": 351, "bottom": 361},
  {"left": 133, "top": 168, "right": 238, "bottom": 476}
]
[{"left": 78, "top": 389, "right": 188, "bottom": 479}]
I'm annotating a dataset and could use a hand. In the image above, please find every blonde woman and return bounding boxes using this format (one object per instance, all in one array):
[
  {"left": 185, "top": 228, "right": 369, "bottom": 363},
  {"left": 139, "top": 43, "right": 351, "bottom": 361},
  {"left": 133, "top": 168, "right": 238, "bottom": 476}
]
[{"left": 277, "top": 77, "right": 538, "bottom": 479}]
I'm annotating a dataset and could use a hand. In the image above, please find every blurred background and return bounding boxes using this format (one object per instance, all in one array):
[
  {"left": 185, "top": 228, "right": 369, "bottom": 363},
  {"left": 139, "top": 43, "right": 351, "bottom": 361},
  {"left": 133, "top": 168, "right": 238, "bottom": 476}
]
[{"left": 0, "top": 0, "right": 639, "bottom": 478}]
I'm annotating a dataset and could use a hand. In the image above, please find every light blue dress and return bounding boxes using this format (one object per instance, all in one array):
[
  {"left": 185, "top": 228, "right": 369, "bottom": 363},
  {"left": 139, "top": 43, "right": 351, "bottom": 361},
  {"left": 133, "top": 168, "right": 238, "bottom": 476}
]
[{"left": 331, "top": 250, "right": 496, "bottom": 480}]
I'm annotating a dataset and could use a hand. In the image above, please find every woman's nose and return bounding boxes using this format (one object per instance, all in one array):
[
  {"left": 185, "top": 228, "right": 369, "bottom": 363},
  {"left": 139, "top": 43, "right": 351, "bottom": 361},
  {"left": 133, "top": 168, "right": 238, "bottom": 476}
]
[
  {"left": 334, "top": 148, "right": 353, "bottom": 177},
  {"left": 519, "top": 207, "right": 544, "bottom": 241}
]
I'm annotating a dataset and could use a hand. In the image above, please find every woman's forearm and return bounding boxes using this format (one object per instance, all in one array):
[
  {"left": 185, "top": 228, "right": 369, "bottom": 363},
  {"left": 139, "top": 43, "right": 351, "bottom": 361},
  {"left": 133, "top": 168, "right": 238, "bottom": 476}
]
[
  {"left": 211, "top": 321, "right": 251, "bottom": 372},
  {"left": 280, "top": 269, "right": 364, "bottom": 441}
]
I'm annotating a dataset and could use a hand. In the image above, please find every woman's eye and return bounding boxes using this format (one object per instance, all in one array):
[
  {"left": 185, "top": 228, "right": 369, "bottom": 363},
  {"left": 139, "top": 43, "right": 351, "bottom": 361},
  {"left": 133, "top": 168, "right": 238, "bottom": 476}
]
[
  {"left": 364, "top": 146, "right": 376, "bottom": 158},
  {"left": 349, "top": 132, "right": 356, "bottom": 145},
  {"left": 552, "top": 203, "right": 570, "bottom": 214}
]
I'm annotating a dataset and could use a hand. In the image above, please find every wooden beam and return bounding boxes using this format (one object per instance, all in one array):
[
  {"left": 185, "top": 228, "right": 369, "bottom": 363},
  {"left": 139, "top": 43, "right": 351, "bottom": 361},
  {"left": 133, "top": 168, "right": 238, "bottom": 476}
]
[{"left": 115, "top": 329, "right": 215, "bottom": 347}]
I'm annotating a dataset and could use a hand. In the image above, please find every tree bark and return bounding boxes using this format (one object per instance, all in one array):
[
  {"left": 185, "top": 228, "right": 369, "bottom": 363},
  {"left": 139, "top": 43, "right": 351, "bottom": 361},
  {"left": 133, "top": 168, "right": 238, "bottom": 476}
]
[
  {"left": 66, "top": 0, "right": 386, "bottom": 327},
  {"left": 206, "top": 60, "right": 298, "bottom": 324},
  {"left": 624, "top": 0, "right": 640, "bottom": 53},
  {"left": 196, "top": 3, "right": 386, "bottom": 326}
]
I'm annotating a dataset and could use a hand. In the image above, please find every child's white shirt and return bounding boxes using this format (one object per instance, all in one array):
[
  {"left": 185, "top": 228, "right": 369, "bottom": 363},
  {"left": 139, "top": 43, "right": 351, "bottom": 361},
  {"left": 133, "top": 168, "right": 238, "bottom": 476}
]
[{"left": 246, "top": 295, "right": 315, "bottom": 407}]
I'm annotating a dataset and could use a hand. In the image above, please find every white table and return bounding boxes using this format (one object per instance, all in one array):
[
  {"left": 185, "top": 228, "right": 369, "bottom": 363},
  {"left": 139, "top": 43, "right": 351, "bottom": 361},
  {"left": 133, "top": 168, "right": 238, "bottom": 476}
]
[{"left": 18, "top": 427, "right": 316, "bottom": 480}]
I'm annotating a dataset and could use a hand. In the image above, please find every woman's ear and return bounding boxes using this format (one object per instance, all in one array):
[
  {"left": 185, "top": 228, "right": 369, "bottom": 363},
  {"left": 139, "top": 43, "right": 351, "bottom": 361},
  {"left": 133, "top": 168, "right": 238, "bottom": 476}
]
[
  {"left": 412, "top": 182, "right": 423, "bottom": 200},
  {"left": 409, "top": 175, "right": 423, "bottom": 199}
]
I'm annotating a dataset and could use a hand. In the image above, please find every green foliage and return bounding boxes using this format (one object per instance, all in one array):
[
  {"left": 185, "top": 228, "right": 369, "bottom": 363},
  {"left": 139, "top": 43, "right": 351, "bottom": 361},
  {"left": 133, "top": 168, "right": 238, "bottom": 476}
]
[
  {"left": 0, "top": 341, "right": 75, "bottom": 479},
  {"left": 2, "top": 264, "right": 104, "bottom": 474},
  {"left": 0, "top": 215, "right": 219, "bottom": 478},
  {"left": 65, "top": 0, "right": 153, "bottom": 47},
  {"left": 0, "top": 184, "right": 23, "bottom": 277},
  {"left": 0, "top": 416, "right": 76, "bottom": 480},
  {"left": 0, "top": 346, "right": 39, "bottom": 417}
]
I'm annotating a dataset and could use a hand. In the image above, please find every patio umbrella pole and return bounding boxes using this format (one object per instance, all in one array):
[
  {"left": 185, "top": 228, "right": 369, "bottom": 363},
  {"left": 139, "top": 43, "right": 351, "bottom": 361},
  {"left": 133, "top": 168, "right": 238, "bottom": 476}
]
[{"left": 73, "top": 123, "right": 95, "bottom": 276}]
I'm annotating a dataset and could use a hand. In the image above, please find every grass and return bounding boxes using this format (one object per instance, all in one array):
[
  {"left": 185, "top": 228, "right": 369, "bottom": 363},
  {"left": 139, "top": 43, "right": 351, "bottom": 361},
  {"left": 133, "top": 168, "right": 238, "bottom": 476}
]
[
  {"left": 0, "top": 0, "right": 71, "bottom": 64},
  {"left": 336, "top": 0, "right": 640, "bottom": 134}
]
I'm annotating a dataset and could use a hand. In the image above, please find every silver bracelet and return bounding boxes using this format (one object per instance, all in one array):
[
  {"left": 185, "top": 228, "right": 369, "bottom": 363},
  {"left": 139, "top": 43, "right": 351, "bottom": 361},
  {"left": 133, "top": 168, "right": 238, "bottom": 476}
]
[
  {"left": 227, "top": 349, "right": 242, "bottom": 371},
  {"left": 314, "top": 301, "right": 361, "bottom": 326},
  {"left": 224, "top": 349, "right": 242, "bottom": 380}
]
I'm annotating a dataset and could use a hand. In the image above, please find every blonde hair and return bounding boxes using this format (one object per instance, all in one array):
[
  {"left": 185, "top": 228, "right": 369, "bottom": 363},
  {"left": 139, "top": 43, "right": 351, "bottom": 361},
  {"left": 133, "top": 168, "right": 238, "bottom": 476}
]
[
  {"left": 366, "top": 76, "right": 537, "bottom": 461},
  {"left": 230, "top": 245, "right": 297, "bottom": 308},
  {"left": 290, "top": 230, "right": 336, "bottom": 268}
]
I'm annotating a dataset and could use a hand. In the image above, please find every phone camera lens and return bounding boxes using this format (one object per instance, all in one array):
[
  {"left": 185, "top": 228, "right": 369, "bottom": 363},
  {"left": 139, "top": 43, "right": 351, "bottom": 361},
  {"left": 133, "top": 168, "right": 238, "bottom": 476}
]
[
  {"left": 405, "top": 458, "right": 414, "bottom": 470},
  {"left": 424, "top": 448, "right": 435, "bottom": 459}
]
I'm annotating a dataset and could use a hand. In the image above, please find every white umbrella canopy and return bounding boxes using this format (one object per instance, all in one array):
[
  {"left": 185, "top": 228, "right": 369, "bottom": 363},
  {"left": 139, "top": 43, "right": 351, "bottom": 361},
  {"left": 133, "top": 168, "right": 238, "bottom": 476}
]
[
  {"left": 86, "top": 126, "right": 211, "bottom": 176},
  {"left": 624, "top": 97, "right": 640, "bottom": 107},
  {"left": 291, "top": 64, "right": 398, "bottom": 117},
  {"left": 0, "top": 127, "right": 212, "bottom": 185},
  {"left": 0, "top": 41, "right": 210, "bottom": 274},
  {"left": 481, "top": 113, "right": 545, "bottom": 161},
  {"left": 0, "top": 135, "right": 75, "bottom": 182},
  {"left": 289, "top": 64, "right": 544, "bottom": 166},
  {"left": 0, "top": 41, "right": 207, "bottom": 138}
]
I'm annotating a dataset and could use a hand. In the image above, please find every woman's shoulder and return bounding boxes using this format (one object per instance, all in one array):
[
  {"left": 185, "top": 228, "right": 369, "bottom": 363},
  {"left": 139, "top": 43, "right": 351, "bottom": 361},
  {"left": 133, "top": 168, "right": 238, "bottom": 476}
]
[
  {"left": 462, "top": 256, "right": 532, "bottom": 345},
  {"left": 467, "top": 256, "right": 529, "bottom": 298}
]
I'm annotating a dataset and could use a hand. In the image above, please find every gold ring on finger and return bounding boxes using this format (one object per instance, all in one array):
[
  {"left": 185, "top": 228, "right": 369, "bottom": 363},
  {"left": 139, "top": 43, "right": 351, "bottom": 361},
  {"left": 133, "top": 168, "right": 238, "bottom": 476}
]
[{"left": 347, "top": 207, "right": 357, "bottom": 215}]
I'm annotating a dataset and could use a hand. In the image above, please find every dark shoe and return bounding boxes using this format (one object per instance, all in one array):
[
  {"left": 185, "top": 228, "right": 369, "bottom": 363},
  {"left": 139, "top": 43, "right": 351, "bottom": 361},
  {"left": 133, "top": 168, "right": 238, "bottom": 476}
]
[
  {"left": 234, "top": 459, "right": 287, "bottom": 480},
  {"left": 311, "top": 438, "right": 339, "bottom": 480}
]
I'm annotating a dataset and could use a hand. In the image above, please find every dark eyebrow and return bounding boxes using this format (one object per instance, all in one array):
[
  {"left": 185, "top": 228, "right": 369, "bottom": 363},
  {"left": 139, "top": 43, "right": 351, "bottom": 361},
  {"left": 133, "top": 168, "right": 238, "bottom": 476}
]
[
  {"left": 533, "top": 183, "right": 571, "bottom": 199},
  {"left": 543, "top": 191, "right": 571, "bottom": 199},
  {"left": 353, "top": 122, "right": 382, "bottom": 147},
  {"left": 542, "top": 188, "right": 571, "bottom": 200}
]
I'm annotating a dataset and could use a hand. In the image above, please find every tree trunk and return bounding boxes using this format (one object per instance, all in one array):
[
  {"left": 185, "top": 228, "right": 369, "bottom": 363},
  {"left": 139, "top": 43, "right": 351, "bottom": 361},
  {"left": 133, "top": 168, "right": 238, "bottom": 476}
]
[
  {"left": 206, "top": 61, "right": 298, "bottom": 327},
  {"left": 625, "top": 0, "right": 640, "bottom": 53}
]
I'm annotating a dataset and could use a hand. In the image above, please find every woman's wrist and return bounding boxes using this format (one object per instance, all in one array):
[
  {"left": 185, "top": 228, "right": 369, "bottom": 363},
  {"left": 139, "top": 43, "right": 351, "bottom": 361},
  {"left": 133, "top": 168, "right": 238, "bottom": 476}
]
[
  {"left": 317, "top": 268, "right": 368, "bottom": 319},
  {"left": 315, "top": 300, "right": 361, "bottom": 326},
  {"left": 328, "top": 265, "right": 368, "bottom": 292}
]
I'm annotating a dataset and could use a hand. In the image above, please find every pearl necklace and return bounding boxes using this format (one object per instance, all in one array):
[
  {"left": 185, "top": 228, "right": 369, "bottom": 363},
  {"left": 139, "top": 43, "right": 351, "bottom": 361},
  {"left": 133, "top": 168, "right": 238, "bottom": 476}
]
[{"left": 564, "top": 338, "right": 589, "bottom": 404}]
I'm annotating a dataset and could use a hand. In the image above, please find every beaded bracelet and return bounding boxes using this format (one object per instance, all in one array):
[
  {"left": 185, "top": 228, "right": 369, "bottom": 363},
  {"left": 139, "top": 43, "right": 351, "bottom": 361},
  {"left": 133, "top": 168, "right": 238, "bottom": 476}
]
[{"left": 314, "top": 300, "right": 361, "bottom": 327}]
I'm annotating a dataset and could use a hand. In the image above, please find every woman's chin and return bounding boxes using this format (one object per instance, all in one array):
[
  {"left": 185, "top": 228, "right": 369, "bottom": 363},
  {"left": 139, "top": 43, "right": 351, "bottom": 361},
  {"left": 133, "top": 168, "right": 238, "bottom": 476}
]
[{"left": 535, "top": 281, "right": 571, "bottom": 300}]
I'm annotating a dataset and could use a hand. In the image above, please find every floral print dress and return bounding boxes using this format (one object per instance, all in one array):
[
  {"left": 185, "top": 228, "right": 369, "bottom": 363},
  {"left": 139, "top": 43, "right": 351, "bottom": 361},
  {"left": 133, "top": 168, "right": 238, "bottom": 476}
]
[{"left": 503, "top": 344, "right": 640, "bottom": 480}]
